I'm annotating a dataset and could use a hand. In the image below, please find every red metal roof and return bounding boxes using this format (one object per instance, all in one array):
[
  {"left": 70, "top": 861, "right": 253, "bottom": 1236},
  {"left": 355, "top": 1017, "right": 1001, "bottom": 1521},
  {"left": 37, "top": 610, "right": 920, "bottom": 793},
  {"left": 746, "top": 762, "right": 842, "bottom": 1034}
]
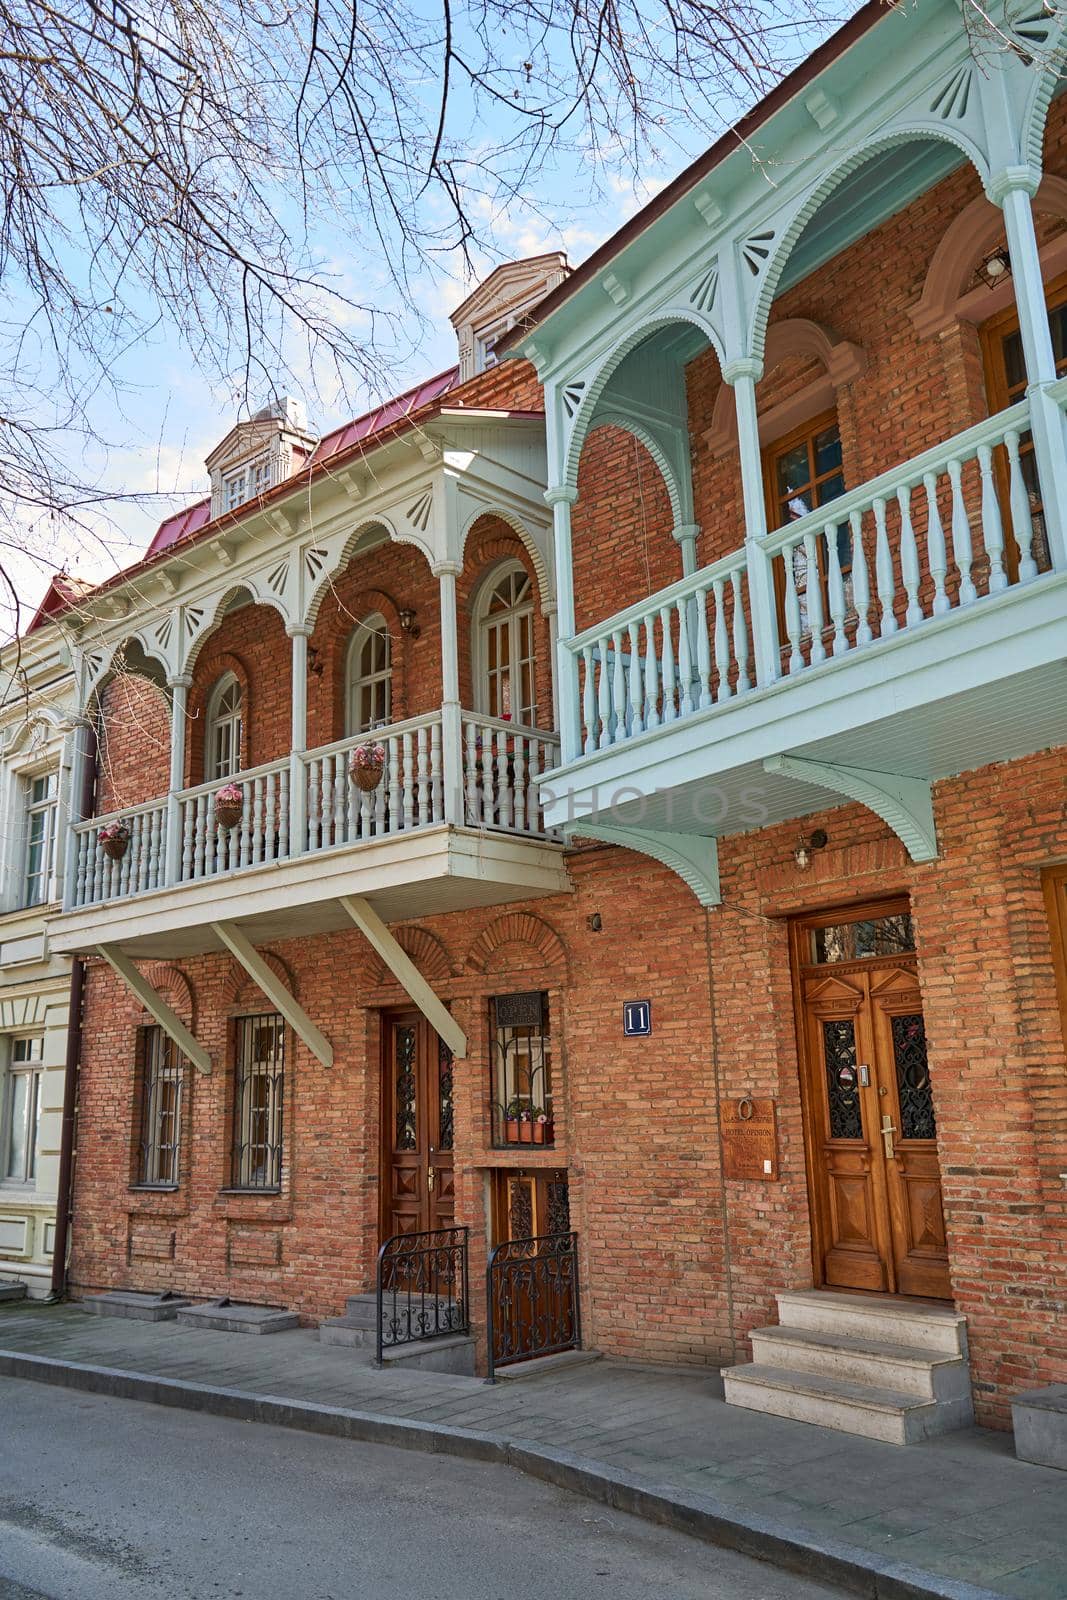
[{"left": 25, "top": 573, "right": 95, "bottom": 635}]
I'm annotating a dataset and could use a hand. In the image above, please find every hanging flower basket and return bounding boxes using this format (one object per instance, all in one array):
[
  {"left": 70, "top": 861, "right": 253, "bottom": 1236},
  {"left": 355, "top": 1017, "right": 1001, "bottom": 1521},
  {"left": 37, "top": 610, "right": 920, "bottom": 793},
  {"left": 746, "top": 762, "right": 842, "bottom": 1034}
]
[
  {"left": 98, "top": 820, "right": 131, "bottom": 861},
  {"left": 350, "top": 741, "right": 387, "bottom": 792},
  {"left": 213, "top": 782, "right": 244, "bottom": 830}
]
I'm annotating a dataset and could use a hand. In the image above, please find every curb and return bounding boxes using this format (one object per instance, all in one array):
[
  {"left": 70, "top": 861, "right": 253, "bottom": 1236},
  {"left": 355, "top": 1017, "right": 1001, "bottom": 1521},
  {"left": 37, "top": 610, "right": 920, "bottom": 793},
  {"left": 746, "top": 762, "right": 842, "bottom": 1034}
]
[{"left": 0, "top": 1347, "right": 1008, "bottom": 1600}]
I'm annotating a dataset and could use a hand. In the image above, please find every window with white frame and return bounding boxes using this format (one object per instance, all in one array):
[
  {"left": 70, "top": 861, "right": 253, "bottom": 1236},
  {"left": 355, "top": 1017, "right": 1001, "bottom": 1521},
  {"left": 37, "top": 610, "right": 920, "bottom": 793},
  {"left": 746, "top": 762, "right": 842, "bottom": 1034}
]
[
  {"left": 4, "top": 1036, "right": 43, "bottom": 1184},
  {"left": 205, "top": 672, "right": 243, "bottom": 780},
  {"left": 23, "top": 771, "right": 58, "bottom": 908},
  {"left": 137, "top": 1027, "right": 184, "bottom": 1187},
  {"left": 345, "top": 614, "right": 392, "bottom": 735},
  {"left": 231, "top": 1013, "right": 285, "bottom": 1190},
  {"left": 476, "top": 563, "right": 537, "bottom": 725}
]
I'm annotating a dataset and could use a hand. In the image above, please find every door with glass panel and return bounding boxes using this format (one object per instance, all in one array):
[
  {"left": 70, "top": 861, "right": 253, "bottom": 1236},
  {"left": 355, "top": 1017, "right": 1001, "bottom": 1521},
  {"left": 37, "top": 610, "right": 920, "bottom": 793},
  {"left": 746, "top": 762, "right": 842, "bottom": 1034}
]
[
  {"left": 380, "top": 1012, "right": 454, "bottom": 1242},
  {"left": 793, "top": 901, "right": 950, "bottom": 1300},
  {"left": 763, "top": 409, "right": 848, "bottom": 647}
]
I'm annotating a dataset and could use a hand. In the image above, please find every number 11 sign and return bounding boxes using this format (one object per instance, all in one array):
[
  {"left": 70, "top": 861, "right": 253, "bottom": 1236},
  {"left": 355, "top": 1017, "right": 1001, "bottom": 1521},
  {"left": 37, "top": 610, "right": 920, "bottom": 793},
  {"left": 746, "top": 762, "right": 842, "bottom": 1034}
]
[{"left": 623, "top": 1000, "right": 652, "bottom": 1037}]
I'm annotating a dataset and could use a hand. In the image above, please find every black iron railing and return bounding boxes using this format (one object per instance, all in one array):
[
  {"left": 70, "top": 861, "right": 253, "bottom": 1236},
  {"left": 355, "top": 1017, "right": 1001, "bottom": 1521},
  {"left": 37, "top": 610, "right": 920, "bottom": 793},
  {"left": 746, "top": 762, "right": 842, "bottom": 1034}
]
[
  {"left": 485, "top": 1231, "right": 581, "bottom": 1383},
  {"left": 375, "top": 1226, "right": 470, "bottom": 1364}
]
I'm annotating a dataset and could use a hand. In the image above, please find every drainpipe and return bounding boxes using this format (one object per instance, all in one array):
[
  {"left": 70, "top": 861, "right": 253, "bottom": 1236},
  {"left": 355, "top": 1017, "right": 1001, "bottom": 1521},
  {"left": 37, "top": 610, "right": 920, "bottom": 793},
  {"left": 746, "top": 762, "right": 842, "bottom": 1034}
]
[
  {"left": 49, "top": 716, "right": 97, "bottom": 1299},
  {"left": 49, "top": 955, "right": 84, "bottom": 1299}
]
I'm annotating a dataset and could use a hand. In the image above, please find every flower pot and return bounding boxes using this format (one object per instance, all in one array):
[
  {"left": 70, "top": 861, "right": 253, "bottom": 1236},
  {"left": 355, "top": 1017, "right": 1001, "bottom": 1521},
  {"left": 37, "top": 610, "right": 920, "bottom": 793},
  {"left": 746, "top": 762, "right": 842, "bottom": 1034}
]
[
  {"left": 350, "top": 743, "right": 386, "bottom": 792},
  {"left": 101, "top": 835, "right": 129, "bottom": 861},
  {"left": 504, "top": 1117, "right": 553, "bottom": 1145},
  {"left": 214, "top": 796, "right": 243, "bottom": 830}
]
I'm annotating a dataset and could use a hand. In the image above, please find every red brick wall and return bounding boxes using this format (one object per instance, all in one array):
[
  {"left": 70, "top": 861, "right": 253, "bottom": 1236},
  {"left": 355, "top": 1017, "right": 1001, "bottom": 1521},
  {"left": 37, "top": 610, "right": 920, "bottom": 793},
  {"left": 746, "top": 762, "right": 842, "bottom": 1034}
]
[
  {"left": 95, "top": 672, "right": 171, "bottom": 814},
  {"left": 69, "top": 741, "right": 1067, "bottom": 1421}
]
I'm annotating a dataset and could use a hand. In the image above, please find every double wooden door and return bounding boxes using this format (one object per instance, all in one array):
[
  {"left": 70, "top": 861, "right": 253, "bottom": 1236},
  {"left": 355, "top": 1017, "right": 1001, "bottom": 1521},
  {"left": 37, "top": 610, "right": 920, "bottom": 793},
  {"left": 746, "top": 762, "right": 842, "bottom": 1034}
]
[
  {"left": 380, "top": 1012, "right": 455, "bottom": 1242},
  {"left": 796, "top": 927, "right": 950, "bottom": 1299}
]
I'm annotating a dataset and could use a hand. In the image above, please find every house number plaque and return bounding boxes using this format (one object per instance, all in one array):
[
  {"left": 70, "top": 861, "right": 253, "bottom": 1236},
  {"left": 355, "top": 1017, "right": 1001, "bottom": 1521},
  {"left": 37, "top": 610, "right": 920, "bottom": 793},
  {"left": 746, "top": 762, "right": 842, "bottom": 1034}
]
[{"left": 720, "top": 1097, "right": 779, "bottom": 1181}]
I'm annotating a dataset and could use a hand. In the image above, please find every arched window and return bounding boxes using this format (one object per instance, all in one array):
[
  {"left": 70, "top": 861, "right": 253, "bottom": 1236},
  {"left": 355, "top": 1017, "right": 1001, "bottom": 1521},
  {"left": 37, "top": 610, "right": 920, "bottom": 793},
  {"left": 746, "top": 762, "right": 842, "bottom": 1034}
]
[
  {"left": 476, "top": 562, "right": 537, "bottom": 725},
  {"left": 205, "top": 672, "right": 243, "bottom": 780},
  {"left": 345, "top": 614, "right": 392, "bottom": 735}
]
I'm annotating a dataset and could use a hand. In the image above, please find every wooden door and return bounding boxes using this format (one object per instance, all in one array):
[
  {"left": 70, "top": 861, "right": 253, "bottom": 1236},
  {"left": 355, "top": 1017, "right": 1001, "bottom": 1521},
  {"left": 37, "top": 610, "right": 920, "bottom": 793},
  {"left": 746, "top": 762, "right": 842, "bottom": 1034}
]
[
  {"left": 380, "top": 1011, "right": 455, "bottom": 1243},
  {"left": 794, "top": 906, "right": 950, "bottom": 1300},
  {"left": 489, "top": 1170, "right": 577, "bottom": 1367}
]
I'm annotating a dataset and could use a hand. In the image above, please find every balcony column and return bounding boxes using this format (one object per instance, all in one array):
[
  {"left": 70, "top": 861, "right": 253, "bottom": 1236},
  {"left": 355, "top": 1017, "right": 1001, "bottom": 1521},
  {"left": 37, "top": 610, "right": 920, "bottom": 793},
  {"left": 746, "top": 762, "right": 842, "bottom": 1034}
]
[
  {"left": 60, "top": 714, "right": 95, "bottom": 910},
  {"left": 287, "top": 625, "right": 310, "bottom": 855},
  {"left": 544, "top": 602, "right": 561, "bottom": 732},
  {"left": 723, "top": 359, "right": 780, "bottom": 686},
  {"left": 673, "top": 523, "right": 700, "bottom": 579},
  {"left": 994, "top": 170, "right": 1067, "bottom": 569},
  {"left": 163, "top": 674, "right": 191, "bottom": 885},
  {"left": 544, "top": 486, "right": 580, "bottom": 763},
  {"left": 435, "top": 562, "right": 463, "bottom": 825}
]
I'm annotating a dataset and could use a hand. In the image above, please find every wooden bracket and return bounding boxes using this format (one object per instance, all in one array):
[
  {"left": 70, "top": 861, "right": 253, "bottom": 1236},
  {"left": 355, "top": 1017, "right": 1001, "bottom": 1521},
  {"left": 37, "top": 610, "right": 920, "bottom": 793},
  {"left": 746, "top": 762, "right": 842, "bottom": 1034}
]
[
  {"left": 339, "top": 895, "right": 468, "bottom": 1059},
  {"left": 212, "top": 921, "right": 334, "bottom": 1068},
  {"left": 96, "top": 945, "right": 212, "bottom": 1075}
]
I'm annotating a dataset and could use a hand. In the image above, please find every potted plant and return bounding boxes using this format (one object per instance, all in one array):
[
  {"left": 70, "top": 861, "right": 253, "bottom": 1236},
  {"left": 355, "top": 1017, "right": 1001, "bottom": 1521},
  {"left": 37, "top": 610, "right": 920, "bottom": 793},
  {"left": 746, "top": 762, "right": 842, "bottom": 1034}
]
[
  {"left": 98, "top": 819, "right": 131, "bottom": 861},
  {"left": 350, "top": 739, "right": 387, "bottom": 792},
  {"left": 213, "top": 781, "right": 244, "bottom": 830},
  {"left": 504, "top": 1100, "right": 554, "bottom": 1145}
]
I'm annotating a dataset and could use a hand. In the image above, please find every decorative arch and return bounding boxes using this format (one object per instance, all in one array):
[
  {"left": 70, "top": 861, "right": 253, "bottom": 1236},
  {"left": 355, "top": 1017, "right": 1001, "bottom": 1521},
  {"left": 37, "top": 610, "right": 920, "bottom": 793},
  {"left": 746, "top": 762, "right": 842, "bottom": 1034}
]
[
  {"left": 466, "top": 912, "right": 569, "bottom": 977},
  {"left": 303, "top": 517, "right": 399, "bottom": 631},
  {"left": 139, "top": 962, "right": 196, "bottom": 1028},
  {"left": 183, "top": 584, "right": 279, "bottom": 676},
  {"left": 750, "top": 126, "right": 992, "bottom": 364},
  {"left": 366, "top": 925, "right": 454, "bottom": 988},
  {"left": 1021, "top": 16, "right": 1067, "bottom": 172},
  {"left": 188, "top": 649, "right": 251, "bottom": 783},
  {"left": 221, "top": 948, "right": 298, "bottom": 1008},
  {"left": 561, "top": 309, "right": 726, "bottom": 493},
  {"left": 705, "top": 318, "right": 866, "bottom": 459},
  {"left": 910, "top": 174, "right": 1067, "bottom": 338},
  {"left": 459, "top": 507, "right": 552, "bottom": 610}
]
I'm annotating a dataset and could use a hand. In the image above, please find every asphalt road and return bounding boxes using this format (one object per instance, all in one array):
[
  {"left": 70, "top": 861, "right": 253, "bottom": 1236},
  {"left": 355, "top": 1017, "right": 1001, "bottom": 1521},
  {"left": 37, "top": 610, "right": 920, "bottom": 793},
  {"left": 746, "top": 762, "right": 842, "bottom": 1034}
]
[{"left": 0, "top": 1377, "right": 844, "bottom": 1600}]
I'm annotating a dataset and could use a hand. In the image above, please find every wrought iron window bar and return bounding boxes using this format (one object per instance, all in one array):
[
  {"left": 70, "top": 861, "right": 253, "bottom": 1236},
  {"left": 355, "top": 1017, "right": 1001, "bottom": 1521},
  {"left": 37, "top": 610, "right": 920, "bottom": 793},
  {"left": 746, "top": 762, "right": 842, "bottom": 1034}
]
[
  {"left": 489, "top": 990, "right": 554, "bottom": 1149},
  {"left": 231, "top": 1012, "right": 285, "bottom": 1191},
  {"left": 375, "top": 1226, "right": 470, "bottom": 1364},
  {"left": 485, "top": 1230, "right": 581, "bottom": 1383}
]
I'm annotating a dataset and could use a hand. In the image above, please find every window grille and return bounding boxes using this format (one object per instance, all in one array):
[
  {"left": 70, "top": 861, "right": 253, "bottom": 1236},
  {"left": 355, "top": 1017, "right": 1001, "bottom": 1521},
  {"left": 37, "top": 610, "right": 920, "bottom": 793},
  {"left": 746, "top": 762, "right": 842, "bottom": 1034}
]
[
  {"left": 4, "top": 1036, "right": 43, "bottom": 1183},
  {"left": 231, "top": 1013, "right": 285, "bottom": 1190},
  {"left": 137, "top": 1027, "right": 184, "bottom": 1187},
  {"left": 489, "top": 992, "right": 553, "bottom": 1148}
]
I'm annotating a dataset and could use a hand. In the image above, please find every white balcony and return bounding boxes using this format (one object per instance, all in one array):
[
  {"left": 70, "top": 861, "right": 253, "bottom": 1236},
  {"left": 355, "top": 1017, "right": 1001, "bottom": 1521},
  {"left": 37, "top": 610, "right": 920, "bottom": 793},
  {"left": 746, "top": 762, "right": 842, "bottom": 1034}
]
[
  {"left": 51, "top": 713, "right": 569, "bottom": 959},
  {"left": 543, "top": 389, "right": 1067, "bottom": 886}
]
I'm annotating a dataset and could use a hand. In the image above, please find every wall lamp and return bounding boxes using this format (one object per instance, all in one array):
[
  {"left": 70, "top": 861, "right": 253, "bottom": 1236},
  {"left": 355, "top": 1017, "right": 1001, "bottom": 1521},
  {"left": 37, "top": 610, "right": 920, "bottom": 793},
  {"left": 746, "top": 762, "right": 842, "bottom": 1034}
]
[
  {"left": 793, "top": 828, "right": 829, "bottom": 870},
  {"left": 398, "top": 607, "right": 421, "bottom": 638},
  {"left": 977, "top": 248, "right": 1011, "bottom": 288}
]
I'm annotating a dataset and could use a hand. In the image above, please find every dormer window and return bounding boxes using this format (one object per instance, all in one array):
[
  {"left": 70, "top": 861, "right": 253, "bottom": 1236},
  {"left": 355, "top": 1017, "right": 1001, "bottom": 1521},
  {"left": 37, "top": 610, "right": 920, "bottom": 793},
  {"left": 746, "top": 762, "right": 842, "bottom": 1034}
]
[
  {"left": 205, "top": 394, "right": 314, "bottom": 520},
  {"left": 224, "top": 456, "right": 271, "bottom": 512},
  {"left": 451, "top": 254, "right": 571, "bottom": 383}
]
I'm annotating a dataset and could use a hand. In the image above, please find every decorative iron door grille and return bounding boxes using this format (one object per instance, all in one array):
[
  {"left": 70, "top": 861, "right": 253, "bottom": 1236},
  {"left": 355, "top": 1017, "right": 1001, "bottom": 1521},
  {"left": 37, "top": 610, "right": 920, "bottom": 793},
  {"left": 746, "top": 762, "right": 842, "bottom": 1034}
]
[
  {"left": 486, "top": 1231, "right": 581, "bottom": 1381},
  {"left": 375, "top": 1226, "right": 470, "bottom": 1363}
]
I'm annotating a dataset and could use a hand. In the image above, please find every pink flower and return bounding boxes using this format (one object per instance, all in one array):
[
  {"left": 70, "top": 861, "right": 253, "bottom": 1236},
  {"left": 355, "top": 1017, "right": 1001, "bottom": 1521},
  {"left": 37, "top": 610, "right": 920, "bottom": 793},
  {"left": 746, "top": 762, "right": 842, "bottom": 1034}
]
[
  {"left": 98, "top": 820, "right": 130, "bottom": 844},
  {"left": 215, "top": 782, "right": 243, "bottom": 804}
]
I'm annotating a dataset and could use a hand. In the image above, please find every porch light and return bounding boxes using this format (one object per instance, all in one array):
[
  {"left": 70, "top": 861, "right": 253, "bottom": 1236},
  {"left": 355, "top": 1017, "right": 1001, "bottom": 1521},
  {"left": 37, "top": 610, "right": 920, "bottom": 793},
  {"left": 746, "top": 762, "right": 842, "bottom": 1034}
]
[
  {"left": 794, "top": 828, "right": 828, "bottom": 870},
  {"left": 398, "top": 607, "right": 421, "bottom": 638},
  {"left": 978, "top": 249, "right": 1011, "bottom": 287}
]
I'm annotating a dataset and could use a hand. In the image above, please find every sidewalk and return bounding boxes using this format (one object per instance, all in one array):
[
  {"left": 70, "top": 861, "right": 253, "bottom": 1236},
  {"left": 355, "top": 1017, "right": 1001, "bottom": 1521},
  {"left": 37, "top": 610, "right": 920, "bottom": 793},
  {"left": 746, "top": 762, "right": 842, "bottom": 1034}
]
[{"left": 1, "top": 1304, "right": 1064, "bottom": 1600}]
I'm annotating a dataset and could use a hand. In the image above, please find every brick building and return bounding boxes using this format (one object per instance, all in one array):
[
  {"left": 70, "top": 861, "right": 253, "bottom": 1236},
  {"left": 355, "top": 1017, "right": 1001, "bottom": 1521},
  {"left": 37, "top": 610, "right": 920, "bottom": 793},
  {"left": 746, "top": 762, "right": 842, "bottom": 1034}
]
[{"left": 27, "top": 0, "right": 1067, "bottom": 1436}]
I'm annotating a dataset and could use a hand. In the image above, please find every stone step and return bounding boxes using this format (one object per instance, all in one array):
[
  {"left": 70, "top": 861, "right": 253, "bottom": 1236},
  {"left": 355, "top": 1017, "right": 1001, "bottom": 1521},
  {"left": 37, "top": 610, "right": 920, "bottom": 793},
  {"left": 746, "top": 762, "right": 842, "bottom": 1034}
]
[
  {"left": 722, "top": 1363, "right": 973, "bottom": 1446},
  {"left": 343, "top": 1293, "right": 378, "bottom": 1327},
  {"left": 319, "top": 1317, "right": 376, "bottom": 1350},
  {"left": 749, "top": 1324, "right": 971, "bottom": 1402},
  {"left": 379, "top": 1335, "right": 475, "bottom": 1377},
  {"left": 776, "top": 1289, "right": 967, "bottom": 1357},
  {"left": 81, "top": 1291, "right": 191, "bottom": 1322},
  {"left": 0, "top": 1282, "right": 28, "bottom": 1303},
  {"left": 1012, "top": 1385, "right": 1067, "bottom": 1470},
  {"left": 176, "top": 1300, "right": 300, "bottom": 1335}
]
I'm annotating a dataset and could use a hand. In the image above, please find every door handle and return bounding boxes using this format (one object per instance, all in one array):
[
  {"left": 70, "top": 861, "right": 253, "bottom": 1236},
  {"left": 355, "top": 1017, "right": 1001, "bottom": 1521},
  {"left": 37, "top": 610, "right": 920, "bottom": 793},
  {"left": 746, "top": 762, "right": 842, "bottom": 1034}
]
[
  {"left": 881, "top": 1115, "right": 898, "bottom": 1160},
  {"left": 427, "top": 1164, "right": 436, "bottom": 1191}
]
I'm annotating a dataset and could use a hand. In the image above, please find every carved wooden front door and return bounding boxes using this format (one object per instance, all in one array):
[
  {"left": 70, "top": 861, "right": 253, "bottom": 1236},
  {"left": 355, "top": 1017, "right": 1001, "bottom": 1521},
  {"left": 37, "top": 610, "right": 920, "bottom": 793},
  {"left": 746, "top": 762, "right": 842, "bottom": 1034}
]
[
  {"left": 795, "top": 906, "right": 950, "bottom": 1299},
  {"left": 380, "top": 1012, "right": 455, "bottom": 1243}
]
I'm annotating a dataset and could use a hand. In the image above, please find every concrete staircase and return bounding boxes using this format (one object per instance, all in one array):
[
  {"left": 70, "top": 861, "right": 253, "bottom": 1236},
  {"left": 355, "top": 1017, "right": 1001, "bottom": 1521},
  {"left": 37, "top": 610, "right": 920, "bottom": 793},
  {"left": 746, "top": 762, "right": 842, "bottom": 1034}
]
[
  {"left": 722, "top": 1289, "right": 974, "bottom": 1445},
  {"left": 320, "top": 1293, "right": 475, "bottom": 1375}
]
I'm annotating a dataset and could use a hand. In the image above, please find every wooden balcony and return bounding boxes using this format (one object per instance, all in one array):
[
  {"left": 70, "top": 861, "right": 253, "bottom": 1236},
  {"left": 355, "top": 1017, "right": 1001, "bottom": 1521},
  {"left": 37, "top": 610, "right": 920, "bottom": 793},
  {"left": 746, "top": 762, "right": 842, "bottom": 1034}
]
[
  {"left": 543, "top": 390, "right": 1067, "bottom": 888},
  {"left": 50, "top": 712, "right": 570, "bottom": 959}
]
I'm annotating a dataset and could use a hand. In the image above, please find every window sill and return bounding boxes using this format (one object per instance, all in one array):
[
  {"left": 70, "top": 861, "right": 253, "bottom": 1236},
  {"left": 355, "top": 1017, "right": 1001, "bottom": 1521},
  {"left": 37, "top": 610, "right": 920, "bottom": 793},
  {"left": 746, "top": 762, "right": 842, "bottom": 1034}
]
[
  {"left": 128, "top": 1184, "right": 180, "bottom": 1194},
  {"left": 216, "top": 1187, "right": 282, "bottom": 1197},
  {"left": 0, "top": 1180, "right": 37, "bottom": 1194}
]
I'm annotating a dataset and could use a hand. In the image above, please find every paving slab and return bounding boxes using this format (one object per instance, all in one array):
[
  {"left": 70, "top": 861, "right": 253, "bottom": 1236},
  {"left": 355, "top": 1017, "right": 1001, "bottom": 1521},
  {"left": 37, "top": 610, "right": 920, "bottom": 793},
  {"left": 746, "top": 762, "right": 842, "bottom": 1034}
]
[{"left": 1, "top": 1303, "right": 1065, "bottom": 1599}]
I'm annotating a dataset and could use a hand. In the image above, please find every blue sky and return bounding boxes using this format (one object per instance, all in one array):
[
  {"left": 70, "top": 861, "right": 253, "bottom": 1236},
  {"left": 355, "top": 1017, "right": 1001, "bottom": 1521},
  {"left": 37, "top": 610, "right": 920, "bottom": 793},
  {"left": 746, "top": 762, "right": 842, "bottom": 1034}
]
[{"left": 8, "top": 2, "right": 862, "bottom": 624}]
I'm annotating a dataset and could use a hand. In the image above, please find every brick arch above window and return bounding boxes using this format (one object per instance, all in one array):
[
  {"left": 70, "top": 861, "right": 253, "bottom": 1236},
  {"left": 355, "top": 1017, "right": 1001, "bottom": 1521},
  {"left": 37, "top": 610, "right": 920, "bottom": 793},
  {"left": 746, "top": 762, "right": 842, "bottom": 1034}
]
[
  {"left": 138, "top": 963, "right": 196, "bottom": 1029},
  {"left": 466, "top": 912, "right": 569, "bottom": 978},
  {"left": 220, "top": 949, "right": 298, "bottom": 1010},
  {"left": 365, "top": 925, "right": 454, "bottom": 989},
  {"left": 704, "top": 318, "right": 866, "bottom": 461}
]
